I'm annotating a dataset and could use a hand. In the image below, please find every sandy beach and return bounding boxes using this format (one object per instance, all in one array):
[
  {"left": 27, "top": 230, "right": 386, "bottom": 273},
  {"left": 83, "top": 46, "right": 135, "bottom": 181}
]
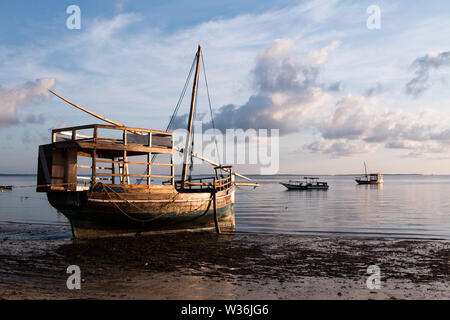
[{"left": 0, "top": 222, "right": 448, "bottom": 300}]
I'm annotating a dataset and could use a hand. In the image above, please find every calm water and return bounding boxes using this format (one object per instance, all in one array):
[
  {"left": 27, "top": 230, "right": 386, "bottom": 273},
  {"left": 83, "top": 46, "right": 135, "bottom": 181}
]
[{"left": 1, "top": 174, "right": 450, "bottom": 239}]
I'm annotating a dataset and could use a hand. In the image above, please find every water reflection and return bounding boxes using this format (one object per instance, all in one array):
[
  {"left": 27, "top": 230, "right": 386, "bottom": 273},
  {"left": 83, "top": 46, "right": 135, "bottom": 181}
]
[
  {"left": 1, "top": 175, "right": 450, "bottom": 239},
  {"left": 356, "top": 184, "right": 384, "bottom": 190},
  {"left": 236, "top": 175, "right": 450, "bottom": 239}
]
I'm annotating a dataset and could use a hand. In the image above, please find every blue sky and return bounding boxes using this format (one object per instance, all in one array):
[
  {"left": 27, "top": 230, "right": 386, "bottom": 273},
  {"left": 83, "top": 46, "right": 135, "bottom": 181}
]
[{"left": 1, "top": 0, "right": 450, "bottom": 174}]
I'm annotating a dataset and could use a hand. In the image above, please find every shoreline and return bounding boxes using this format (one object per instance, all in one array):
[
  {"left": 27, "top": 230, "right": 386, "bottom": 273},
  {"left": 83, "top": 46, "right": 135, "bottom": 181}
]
[{"left": 0, "top": 223, "right": 448, "bottom": 300}]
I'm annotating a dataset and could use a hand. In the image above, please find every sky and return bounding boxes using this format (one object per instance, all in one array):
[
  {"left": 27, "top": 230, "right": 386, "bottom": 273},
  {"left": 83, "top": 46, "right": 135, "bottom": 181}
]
[{"left": 1, "top": 0, "right": 450, "bottom": 174}]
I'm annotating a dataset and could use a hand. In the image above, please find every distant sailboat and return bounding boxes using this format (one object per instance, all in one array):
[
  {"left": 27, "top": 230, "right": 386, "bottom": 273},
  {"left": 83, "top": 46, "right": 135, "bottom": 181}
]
[{"left": 355, "top": 162, "right": 383, "bottom": 185}]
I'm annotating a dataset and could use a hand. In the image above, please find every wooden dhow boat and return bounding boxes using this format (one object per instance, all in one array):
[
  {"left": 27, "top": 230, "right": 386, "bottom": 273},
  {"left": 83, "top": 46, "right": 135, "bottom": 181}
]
[
  {"left": 36, "top": 45, "right": 258, "bottom": 239},
  {"left": 355, "top": 162, "right": 383, "bottom": 185}
]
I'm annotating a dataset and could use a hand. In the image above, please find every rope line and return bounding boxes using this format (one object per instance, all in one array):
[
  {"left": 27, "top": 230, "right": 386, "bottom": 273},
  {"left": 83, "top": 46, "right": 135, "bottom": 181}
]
[
  {"left": 201, "top": 50, "right": 222, "bottom": 165},
  {"left": 136, "top": 54, "right": 197, "bottom": 185},
  {"left": 97, "top": 183, "right": 213, "bottom": 223},
  {"left": 0, "top": 182, "right": 79, "bottom": 189}
]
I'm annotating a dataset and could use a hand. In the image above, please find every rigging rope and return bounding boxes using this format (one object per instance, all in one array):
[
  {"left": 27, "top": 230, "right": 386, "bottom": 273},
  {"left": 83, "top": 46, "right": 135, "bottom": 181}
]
[
  {"left": 189, "top": 80, "right": 199, "bottom": 177},
  {"left": 136, "top": 54, "right": 197, "bottom": 184},
  {"left": 138, "top": 50, "right": 223, "bottom": 184},
  {"left": 201, "top": 51, "right": 222, "bottom": 166},
  {"left": 98, "top": 182, "right": 213, "bottom": 223}
]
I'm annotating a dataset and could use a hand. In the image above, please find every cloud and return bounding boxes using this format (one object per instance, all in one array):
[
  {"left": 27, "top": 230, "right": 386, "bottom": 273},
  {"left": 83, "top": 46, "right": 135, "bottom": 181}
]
[
  {"left": 115, "top": 0, "right": 129, "bottom": 13},
  {"left": 0, "top": 78, "right": 55, "bottom": 127},
  {"left": 304, "top": 138, "right": 376, "bottom": 157},
  {"left": 0, "top": 2, "right": 355, "bottom": 132},
  {"left": 386, "top": 140, "right": 450, "bottom": 159},
  {"left": 309, "top": 40, "right": 340, "bottom": 65},
  {"left": 84, "top": 13, "right": 140, "bottom": 43},
  {"left": 327, "top": 82, "right": 342, "bottom": 92},
  {"left": 169, "top": 39, "right": 450, "bottom": 159},
  {"left": 365, "top": 83, "right": 384, "bottom": 97},
  {"left": 307, "top": 94, "right": 450, "bottom": 157},
  {"left": 21, "top": 132, "right": 33, "bottom": 144},
  {"left": 24, "top": 113, "right": 46, "bottom": 124},
  {"left": 173, "top": 39, "right": 338, "bottom": 135},
  {"left": 405, "top": 51, "right": 450, "bottom": 97}
]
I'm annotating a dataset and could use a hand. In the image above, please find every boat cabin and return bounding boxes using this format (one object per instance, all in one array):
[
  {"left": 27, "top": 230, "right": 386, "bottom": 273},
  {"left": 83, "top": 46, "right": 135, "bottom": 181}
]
[
  {"left": 357, "top": 173, "right": 383, "bottom": 183},
  {"left": 37, "top": 123, "right": 233, "bottom": 193},
  {"left": 37, "top": 124, "right": 175, "bottom": 192}
]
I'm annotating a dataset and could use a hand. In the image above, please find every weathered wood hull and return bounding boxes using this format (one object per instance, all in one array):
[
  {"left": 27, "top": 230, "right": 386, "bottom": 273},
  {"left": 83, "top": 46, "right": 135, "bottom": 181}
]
[
  {"left": 47, "top": 186, "right": 235, "bottom": 239},
  {"left": 355, "top": 179, "right": 382, "bottom": 185}
]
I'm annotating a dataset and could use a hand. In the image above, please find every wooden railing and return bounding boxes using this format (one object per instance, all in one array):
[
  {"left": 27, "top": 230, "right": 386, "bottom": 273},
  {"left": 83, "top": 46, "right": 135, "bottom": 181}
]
[
  {"left": 175, "top": 176, "right": 232, "bottom": 192},
  {"left": 175, "top": 166, "right": 233, "bottom": 192},
  {"left": 51, "top": 124, "right": 174, "bottom": 187},
  {"left": 52, "top": 124, "right": 173, "bottom": 147}
]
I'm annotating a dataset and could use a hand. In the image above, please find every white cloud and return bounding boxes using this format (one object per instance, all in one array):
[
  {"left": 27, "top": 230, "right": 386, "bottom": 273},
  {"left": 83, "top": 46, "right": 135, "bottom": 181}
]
[
  {"left": 307, "top": 94, "right": 450, "bottom": 158},
  {"left": 0, "top": 78, "right": 55, "bottom": 127},
  {"left": 309, "top": 40, "right": 340, "bottom": 65},
  {"left": 172, "top": 38, "right": 339, "bottom": 135},
  {"left": 406, "top": 51, "right": 450, "bottom": 97}
]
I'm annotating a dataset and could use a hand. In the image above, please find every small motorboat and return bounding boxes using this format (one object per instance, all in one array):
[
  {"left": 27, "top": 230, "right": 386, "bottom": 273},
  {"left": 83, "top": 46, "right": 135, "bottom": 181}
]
[{"left": 280, "top": 177, "right": 329, "bottom": 190}]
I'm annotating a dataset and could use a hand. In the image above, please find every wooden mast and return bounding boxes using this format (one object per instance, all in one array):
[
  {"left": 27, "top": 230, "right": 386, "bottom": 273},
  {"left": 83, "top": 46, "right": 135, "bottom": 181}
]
[
  {"left": 47, "top": 47, "right": 258, "bottom": 187},
  {"left": 181, "top": 45, "right": 202, "bottom": 188}
]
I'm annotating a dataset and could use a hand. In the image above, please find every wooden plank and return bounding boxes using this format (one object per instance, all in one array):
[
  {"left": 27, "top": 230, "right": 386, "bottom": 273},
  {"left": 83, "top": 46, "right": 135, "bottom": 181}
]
[
  {"left": 123, "top": 150, "right": 127, "bottom": 184},
  {"left": 77, "top": 151, "right": 92, "bottom": 157},
  {"left": 38, "top": 145, "right": 51, "bottom": 184},
  {"left": 171, "top": 137, "right": 174, "bottom": 186},
  {"left": 127, "top": 132, "right": 149, "bottom": 145},
  {"left": 105, "top": 184, "right": 173, "bottom": 190},
  {"left": 76, "top": 165, "right": 113, "bottom": 170},
  {"left": 76, "top": 142, "right": 173, "bottom": 154},
  {"left": 51, "top": 148, "right": 66, "bottom": 189},
  {"left": 52, "top": 140, "right": 173, "bottom": 154},
  {"left": 96, "top": 159, "right": 173, "bottom": 166},
  {"left": 235, "top": 182, "right": 260, "bottom": 187},
  {"left": 147, "top": 152, "right": 151, "bottom": 186},
  {"left": 92, "top": 149, "right": 97, "bottom": 185},
  {"left": 53, "top": 124, "right": 98, "bottom": 133},
  {"left": 66, "top": 148, "right": 77, "bottom": 191},
  {"left": 96, "top": 173, "right": 173, "bottom": 178},
  {"left": 95, "top": 124, "right": 173, "bottom": 135},
  {"left": 111, "top": 157, "right": 116, "bottom": 184},
  {"left": 53, "top": 124, "right": 173, "bottom": 136}
]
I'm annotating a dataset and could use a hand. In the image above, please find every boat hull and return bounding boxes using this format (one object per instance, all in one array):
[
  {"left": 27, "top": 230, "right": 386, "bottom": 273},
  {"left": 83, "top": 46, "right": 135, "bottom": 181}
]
[
  {"left": 355, "top": 179, "right": 382, "bottom": 185},
  {"left": 280, "top": 183, "right": 307, "bottom": 190},
  {"left": 305, "top": 185, "right": 329, "bottom": 190},
  {"left": 47, "top": 187, "right": 235, "bottom": 239},
  {"left": 280, "top": 183, "right": 328, "bottom": 190}
]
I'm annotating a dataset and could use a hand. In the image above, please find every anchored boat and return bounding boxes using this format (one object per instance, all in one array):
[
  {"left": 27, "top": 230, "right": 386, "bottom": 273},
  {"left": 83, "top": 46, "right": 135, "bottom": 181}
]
[
  {"left": 36, "top": 45, "right": 258, "bottom": 239},
  {"left": 355, "top": 162, "right": 383, "bottom": 185},
  {"left": 280, "top": 177, "right": 329, "bottom": 190}
]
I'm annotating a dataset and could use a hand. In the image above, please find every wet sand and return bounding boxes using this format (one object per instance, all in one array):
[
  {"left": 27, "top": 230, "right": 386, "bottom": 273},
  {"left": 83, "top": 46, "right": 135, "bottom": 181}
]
[{"left": 0, "top": 223, "right": 448, "bottom": 300}]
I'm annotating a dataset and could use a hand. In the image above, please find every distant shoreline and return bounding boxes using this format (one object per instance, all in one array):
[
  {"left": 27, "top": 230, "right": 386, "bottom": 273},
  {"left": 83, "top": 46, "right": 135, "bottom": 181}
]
[{"left": 0, "top": 173, "right": 37, "bottom": 176}]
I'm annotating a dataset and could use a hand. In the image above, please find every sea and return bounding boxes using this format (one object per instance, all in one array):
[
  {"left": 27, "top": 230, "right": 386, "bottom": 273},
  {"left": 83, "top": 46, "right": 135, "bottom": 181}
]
[{"left": 1, "top": 174, "right": 450, "bottom": 239}]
